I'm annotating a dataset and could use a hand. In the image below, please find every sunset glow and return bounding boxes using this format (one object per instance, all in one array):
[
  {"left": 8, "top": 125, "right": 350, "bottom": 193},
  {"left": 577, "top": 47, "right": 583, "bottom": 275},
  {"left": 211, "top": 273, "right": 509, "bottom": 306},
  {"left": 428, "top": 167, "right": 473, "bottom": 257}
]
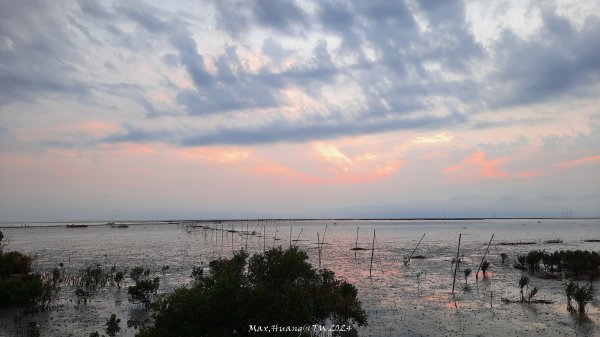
[{"left": 0, "top": 0, "right": 599, "bottom": 220}]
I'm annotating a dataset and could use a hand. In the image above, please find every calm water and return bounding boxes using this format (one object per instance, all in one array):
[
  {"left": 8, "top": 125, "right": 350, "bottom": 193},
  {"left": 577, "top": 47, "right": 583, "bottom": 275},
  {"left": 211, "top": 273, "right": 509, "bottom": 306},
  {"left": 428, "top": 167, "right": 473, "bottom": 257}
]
[{"left": 1, "top": 219, "right": 599, "bottom": 336}]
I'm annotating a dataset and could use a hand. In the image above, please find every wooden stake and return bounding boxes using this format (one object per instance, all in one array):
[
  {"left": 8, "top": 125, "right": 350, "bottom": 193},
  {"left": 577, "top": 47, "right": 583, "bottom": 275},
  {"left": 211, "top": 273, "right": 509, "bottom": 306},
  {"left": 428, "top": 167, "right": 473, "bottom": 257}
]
[
  {"left": 405, "top": 233, "right": 426, "bottom": 266},
  {"left": 317, "top": 232, "right": 322, "bottom": 268},
  {"left": 476, "top": 234, "right": 494, "bottom": 281},
  {"left": 294, "top": 228, "right": 303, "bottom": 246},
  {"left": 369, "top": 229, "right": 376, "bottom": 277},
  {"left": 355, "top": 227, "right": 359, "bottom": 258},
  {"left": 452, "top": 233, "right": 462, "bottom": 294}
]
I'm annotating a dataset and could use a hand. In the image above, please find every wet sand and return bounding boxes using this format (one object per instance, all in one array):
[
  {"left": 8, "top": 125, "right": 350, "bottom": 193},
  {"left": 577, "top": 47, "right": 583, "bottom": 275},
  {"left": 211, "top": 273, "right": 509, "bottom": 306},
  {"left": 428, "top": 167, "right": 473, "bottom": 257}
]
[{"left": 1, "top": 218, "right": 599, "bottom": 336}]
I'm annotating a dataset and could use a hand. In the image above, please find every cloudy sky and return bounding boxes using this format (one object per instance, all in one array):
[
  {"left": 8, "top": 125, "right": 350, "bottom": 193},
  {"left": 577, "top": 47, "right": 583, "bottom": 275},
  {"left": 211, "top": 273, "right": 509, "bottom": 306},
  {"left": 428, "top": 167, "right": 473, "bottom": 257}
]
[{"left": 1, "top": 0, "right": 599, "bottom": 221}]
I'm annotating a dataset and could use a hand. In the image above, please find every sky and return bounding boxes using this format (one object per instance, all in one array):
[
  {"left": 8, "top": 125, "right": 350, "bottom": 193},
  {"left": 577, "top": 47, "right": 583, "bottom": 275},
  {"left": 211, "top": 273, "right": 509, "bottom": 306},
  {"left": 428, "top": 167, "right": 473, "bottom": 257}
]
[{"left": 0, "top": 0, "right": 599, "bottom": 221}]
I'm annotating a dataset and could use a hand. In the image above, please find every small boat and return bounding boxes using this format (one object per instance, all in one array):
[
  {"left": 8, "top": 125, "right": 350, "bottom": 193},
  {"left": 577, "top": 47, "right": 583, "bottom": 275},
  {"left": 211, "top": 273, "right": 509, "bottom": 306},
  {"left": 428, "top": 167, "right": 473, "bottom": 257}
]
[{"left": 66, "top": 224, "right": 88, "bottom": 228}]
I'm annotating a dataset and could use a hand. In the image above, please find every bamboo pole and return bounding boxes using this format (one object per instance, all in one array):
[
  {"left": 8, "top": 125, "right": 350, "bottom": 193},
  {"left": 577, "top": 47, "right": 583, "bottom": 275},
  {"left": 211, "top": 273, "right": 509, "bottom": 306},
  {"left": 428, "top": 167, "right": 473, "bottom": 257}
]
[
  {"left": 317, "top": 232, "right": 322, "bottom": 268},
  {"left": 476, "top": 234, "right": 494, "bottom": 281},
  {"left": 405, "top": 233, "right": 426, "bottom": 266},
  {"left": 369, "top": 229, "right": 376, "bottom": 277},
  {"left": 355, "top": 227, "right": 359, "bottom": 258},
  {"left": 452, "top": 233, "right": 462, "bottom": 294},
  {"left": 294, "top": 228, "right": 303, "bottom": 247},
  {"left": 289, "top": 227, "right": 292, "bottom": 249}
]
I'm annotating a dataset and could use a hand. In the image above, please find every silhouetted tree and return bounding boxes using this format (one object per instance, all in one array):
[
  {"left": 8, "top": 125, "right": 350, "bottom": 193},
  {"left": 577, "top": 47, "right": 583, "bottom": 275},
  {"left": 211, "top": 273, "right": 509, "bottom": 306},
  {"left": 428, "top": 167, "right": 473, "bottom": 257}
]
[
  {"left": 128, "top": 267, "right": 159, "bottom": 307},
  {"left": 137, "top": 247, "right": 366, "bottom": 337},
  {"left": 105, "top": 314, "right": 121, "bottom": 337},
  {"left": 519, "top": 276, "right": 529, "bottom": 302}
]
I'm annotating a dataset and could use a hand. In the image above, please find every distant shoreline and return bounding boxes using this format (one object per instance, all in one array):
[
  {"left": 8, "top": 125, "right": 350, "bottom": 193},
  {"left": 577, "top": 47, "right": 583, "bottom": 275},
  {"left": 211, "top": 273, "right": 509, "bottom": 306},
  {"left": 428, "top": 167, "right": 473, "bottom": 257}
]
[{"left": 1, "top": 217, "right": 599, "bottom": 228}]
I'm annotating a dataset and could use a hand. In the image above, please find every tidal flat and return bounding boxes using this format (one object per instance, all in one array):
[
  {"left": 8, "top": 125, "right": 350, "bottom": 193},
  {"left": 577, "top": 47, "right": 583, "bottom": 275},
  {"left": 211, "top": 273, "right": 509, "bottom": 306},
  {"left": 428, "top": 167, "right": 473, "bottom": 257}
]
[{"left": 1, "top": 218, "right": 599, "bottom": 336}]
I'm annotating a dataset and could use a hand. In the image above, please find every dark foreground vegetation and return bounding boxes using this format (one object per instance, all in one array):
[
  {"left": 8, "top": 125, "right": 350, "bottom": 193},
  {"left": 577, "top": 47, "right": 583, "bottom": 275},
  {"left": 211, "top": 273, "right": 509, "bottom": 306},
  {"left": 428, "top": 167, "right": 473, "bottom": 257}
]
[
  {"left": 0, "top": 231, "right": 57, "bottom": 311},
  {"left": 508, "top": 249, "right": 598, "bottom": 314},
  {"left": 514, "top": 250, "right": 600, "bottom": 278},
  {"left": 137, "top": 246, "right": 367, "bottom": 337}
]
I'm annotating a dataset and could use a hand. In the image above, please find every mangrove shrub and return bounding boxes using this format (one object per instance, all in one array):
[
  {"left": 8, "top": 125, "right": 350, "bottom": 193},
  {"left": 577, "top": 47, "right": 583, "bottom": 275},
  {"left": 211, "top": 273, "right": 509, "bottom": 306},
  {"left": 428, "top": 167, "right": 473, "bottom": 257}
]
[
  {"left": 137, "top": 246, "right": 367, "bottom": 337},
  {"left": 128, "top": 267, "right": 160, "bottom": 307},
  {"left": 0, "top": 231, "right": 56, "bottom": 310}
]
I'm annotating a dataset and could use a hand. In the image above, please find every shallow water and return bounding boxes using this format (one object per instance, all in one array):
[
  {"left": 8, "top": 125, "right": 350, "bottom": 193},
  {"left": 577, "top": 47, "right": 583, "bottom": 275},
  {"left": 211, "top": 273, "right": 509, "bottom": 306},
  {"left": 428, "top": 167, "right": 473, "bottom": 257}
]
[{"left": 1, "top": 219, "right": 599, "bottom": 336}]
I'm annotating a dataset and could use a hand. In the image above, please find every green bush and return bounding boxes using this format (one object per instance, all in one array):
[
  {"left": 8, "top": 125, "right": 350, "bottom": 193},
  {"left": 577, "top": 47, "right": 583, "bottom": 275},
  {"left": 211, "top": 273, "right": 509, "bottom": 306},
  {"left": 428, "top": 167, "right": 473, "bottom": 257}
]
[
  {"left": 0, "top": 231, "right": 55, "bottom": 310},
  {"left": 516, "top": 250, "right": 600, "bottom": 276},
  {"left": 137, "top": 247, "right": 366, "bottom": 337},
  {"left": 566, "top": 282, "right": 594, "bottom": 314},
  {"left": 105, "top": 314, "right": 121, "bottom": 336},
  {"left": 0, "top": 251, "right": 33, "bottom": 277},
  {"left": 128, "top": 267, "right": 160, "bottom": 307},
  {"left": 115, "top": 271, "right": 125, "bottom": 289}
]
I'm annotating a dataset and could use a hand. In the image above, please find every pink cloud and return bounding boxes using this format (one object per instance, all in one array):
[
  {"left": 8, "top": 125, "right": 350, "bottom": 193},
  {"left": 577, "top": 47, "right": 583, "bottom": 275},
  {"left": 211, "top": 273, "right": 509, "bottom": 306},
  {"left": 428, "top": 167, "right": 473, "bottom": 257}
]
[
  {"left": 554, "top": 155, "right": 600, "bottom": 170},
  {"left": 98, "top": 142, "right": 156, "bottom": 155},
  {"left": 252, "top": 159, "right": 403, "bottom": 186},
  {"left": 516, "top": 169, "right": 542, "bottom": 179},
  {"left": 181, "top": 147, "right": 250, "bottom": 164},
  {"left": 444, "top": 151, "right": 509, "bottom": 180},
  {"left": 252, "top": 164, "right": 323, "bottom": 185},
  {"left": 65, "top": 121, "right": 121, "bottom": 138},
  {"left": 333, "top": 160, "right": 404, "bottom": 184},
  {"left": 312, "top": 140, "right": 404, "bottom": 184}
]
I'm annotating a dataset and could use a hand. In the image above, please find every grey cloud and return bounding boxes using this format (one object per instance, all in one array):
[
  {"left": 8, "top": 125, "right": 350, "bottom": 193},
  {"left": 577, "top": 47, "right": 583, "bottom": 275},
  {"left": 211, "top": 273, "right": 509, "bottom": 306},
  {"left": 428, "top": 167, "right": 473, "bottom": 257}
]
[
  {"left": 4, "top": 0, "right": 600, "bottom": 148},
  {"left": 417, "top": 0, "right": 464, "bottom": 25},
  {"left": 319, "top": 1, "right": 354, "bottom": 32},
  {"left": 101, "top": 110, "right": 464, "bottom": 146},
  {"left": 181, "top": 112, "right": 464, "bottom": 146},
  {"left": 489, "top": 10, "right": 600, "bottom": 107},
  {"left": 117, "top": 2, "right": 169, "bottom": 34},
  {"left": 253, "top": 0, "right": 308, "bottom": 33},
  {"left": 168, "top": 30, "right": 213, "bottom": 87},
  {"left": 213, "top": 0, "right": 252, "bottom": 38},
  {"left": 174, "top": 46, "right": 281, "bottom": 115},
  {"left": 78, "top": 0, "right": 113, "bottom": 19},
  {"left": 0, "top": 1, "right": 91, "bottom": 105},
  {"left": 261, "top": 38, "right": 290, "bottom": 66},
  {"left": 472, "top": 116, "right": 552, "bottom": 130},
  {"left": 214, "top": 0, "right": 309, "bottom": 36},
  {"left": 318, "top": 1, "right": 362, "bottom": 55},
  {"left": 542, "top": 126, "right": 600, "bottom": 151},
  {"left": 162, "top": 53, "right": 178, "bottom": 67}
]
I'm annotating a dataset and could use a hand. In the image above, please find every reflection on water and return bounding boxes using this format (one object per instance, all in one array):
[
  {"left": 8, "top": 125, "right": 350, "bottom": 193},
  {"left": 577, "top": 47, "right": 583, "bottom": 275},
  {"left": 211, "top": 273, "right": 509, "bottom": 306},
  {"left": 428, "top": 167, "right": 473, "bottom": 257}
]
[{"left": 1, "top": 218, "right": 599, "bottom": 336}]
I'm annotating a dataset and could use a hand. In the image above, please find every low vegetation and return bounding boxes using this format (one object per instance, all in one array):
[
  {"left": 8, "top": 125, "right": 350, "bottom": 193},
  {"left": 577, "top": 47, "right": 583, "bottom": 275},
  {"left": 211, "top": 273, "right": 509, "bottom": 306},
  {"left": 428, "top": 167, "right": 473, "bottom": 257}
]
[
  {"left": 565, "top": 281, "right": 594, "bottom": 314},
  {"left": 0, "top": 231, "right": 57, "bottom": 311},
  {"left": 128, "top": 266, "right": 160, "bottom": 307},
  {"left": 519, "top": 275, "right": 529, "bottom": 303},
  {"left": 137, "top": 246, "right": 367, "bottom": 337},
  {"left": 105, "top": 314, "right": 121, "bottom": 337},
  {"left": 463, "top": 268, "right": 471, "bottom": 287},
  {"left": 514, "top": 250, "right": 600, "bottom": 278},
  {"left": 481, "top": 260, "right": 490, "bottom": 277}
]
